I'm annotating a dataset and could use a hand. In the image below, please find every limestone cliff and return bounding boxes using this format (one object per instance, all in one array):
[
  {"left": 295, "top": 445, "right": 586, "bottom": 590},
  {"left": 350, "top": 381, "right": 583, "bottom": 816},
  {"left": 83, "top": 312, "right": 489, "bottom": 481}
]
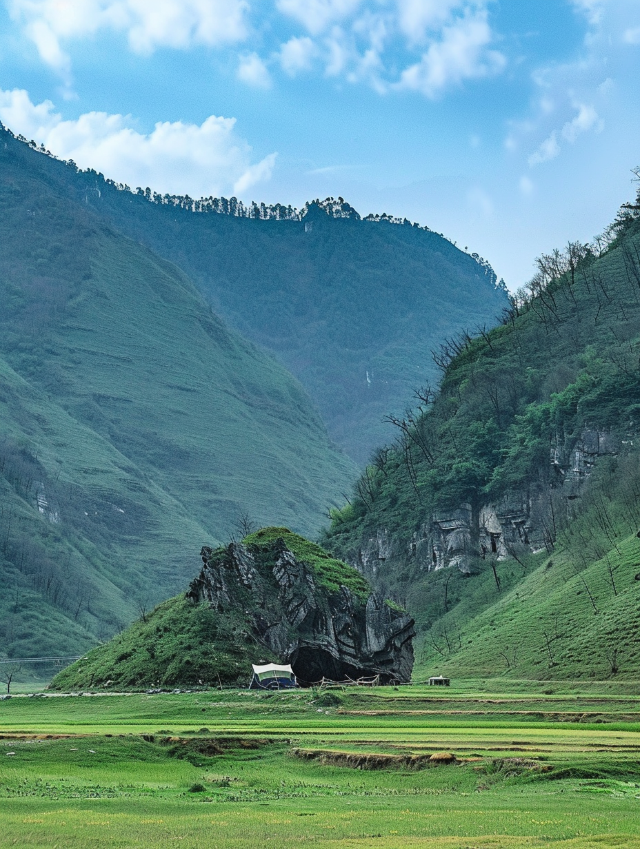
[
  {"left": 188, "top": 530, "right": 415, "bottom": 684},
  {"left": 352, "top": 428, "right": 623, "bottom": 585},
  {"left": 51, "top": 527, "right": 415, "bottom": 690}
]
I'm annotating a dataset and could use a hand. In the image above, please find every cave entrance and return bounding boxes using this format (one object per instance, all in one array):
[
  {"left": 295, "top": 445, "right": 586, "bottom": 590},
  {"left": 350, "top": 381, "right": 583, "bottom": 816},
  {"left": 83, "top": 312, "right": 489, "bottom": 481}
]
[{"left": 291, "top": 647, "right": 386, "bottom": 687}]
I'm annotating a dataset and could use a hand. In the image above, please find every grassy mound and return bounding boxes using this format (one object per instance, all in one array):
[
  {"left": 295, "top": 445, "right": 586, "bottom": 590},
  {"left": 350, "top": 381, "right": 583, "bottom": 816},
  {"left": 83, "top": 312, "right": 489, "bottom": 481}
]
[
  {"left": 50, "top": 529, "right": 373, "bottom": 691},
  {"left": 50, "top": 595, "right": 275, "bottom": 691}
]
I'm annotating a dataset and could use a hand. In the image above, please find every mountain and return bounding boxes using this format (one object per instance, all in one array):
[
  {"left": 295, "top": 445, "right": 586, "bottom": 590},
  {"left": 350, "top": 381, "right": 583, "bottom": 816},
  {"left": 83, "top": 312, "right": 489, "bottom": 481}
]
[
  {"left": 321, "top": 181, "right": 640, "bottom": 679},
  {"left": 2, "top": 130, "right": 509, "bottom": 464},
  {"left": 0, "top": 127, "right": 356, "bottom": 661}
]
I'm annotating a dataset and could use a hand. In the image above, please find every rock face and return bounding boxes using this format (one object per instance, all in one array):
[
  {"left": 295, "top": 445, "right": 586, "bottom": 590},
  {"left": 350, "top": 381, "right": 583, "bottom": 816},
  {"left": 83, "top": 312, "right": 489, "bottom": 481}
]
[
  {"left": 187, "top": 536, "right": 415, "bottom": 684},
  {"left": 353, "top": 428, "right": 622, "bottom": 583}
]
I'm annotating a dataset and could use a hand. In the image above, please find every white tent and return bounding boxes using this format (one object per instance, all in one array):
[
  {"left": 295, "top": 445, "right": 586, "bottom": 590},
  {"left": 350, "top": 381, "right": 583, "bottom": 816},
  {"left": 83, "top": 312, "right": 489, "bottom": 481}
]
[{"left": 250, "top": 663, "right": 297, "bottom": 689}]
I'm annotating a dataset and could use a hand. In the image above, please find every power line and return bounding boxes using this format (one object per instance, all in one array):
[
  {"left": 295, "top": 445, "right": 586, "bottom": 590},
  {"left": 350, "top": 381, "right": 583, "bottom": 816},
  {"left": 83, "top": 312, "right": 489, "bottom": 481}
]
[{"left": 0, "top": 656, "right": 82, "bottom": 665}]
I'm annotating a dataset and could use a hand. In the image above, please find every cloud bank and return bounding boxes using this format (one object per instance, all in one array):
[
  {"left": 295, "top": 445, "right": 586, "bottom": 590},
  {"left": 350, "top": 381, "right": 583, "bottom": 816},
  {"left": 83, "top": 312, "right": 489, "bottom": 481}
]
[
  {"left": 7, "top": 0, "right": 506, "bottom": 98},
  {"left": 0, "top": 88, "right": 277, "bottom": 198}
]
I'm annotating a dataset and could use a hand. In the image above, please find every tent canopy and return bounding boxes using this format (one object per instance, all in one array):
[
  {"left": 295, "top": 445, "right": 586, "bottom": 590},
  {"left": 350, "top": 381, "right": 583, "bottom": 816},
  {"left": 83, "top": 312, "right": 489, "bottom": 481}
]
[
  {"left": 250, "top": 663, "right": 297, "bottom": 689},
  {"left": 252, "top": 663, "right": 294, "bottom": 680}
]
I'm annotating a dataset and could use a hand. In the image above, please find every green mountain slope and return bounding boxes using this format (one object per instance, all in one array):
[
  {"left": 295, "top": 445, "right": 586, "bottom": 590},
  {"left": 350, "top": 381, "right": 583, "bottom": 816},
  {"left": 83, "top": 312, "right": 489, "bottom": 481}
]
[
  {"left": 321, "top": 180, "right": 640, "bottom": 679},
  {"left": 0, "top": 131, "right": 356, "bottom": 661},
  {"left": 409, "top": 459, "right": 640, "bottom": 680},
  {"left": 107, "top": 204, "right": 508, "bottom": 465},
  {"left": 1, "top": 128, "right": 509, "bottom": 464}
]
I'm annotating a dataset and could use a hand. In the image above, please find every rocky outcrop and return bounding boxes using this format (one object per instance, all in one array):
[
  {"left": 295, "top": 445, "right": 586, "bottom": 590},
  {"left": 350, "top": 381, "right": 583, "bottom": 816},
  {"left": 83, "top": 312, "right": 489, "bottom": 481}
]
[
  {"left": 353, "top": 428, "right": 622, "bottom": 581},
  {"left": 188, "top": 535, "right": 415, "bottom": 684}
]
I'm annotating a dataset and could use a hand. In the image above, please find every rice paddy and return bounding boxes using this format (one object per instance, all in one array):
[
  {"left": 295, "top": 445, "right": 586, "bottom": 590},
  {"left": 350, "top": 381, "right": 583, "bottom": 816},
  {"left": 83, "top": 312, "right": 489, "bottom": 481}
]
[{"left": 1, "top": 682, "right": 640, "bottom": 847}]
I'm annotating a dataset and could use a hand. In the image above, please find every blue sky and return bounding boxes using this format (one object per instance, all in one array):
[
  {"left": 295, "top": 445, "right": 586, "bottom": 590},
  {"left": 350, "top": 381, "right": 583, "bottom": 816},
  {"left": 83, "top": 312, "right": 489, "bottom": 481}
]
[{"left": 1, "top": 0, "right": 639, "bottom": 287}]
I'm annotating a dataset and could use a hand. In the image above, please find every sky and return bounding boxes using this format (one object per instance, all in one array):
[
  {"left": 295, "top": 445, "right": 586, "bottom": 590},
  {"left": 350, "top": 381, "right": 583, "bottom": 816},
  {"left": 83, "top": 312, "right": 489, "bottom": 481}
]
[{"left": 1, "top": 1, "right": 639, "bottom": 288}]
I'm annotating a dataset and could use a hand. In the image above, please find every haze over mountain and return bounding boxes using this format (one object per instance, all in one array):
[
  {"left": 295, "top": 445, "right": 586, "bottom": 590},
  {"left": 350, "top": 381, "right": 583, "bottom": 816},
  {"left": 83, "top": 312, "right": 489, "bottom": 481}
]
[
  {"left": 0, "top": 124, "right": 512, "bottom": 664},
  {"left": 2, "top": 129, "right": 509, "bottom": 464}
]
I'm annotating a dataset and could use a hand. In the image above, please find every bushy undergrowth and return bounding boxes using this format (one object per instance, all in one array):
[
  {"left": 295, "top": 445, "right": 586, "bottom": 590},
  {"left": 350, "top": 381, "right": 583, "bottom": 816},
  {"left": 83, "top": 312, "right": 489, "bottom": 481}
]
[
  {"left": 323, "top": 210, "right": 640, "bottom": 566},
  {"left": 322, "top": 180, "right": 640, "bottom": 680}
]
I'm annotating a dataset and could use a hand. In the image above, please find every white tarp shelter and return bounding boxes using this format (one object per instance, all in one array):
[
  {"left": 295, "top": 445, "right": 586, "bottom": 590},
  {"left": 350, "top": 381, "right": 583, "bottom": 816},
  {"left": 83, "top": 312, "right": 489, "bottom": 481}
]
[{"left": 250, "top": 663, "right": 297, "bottom": 689}]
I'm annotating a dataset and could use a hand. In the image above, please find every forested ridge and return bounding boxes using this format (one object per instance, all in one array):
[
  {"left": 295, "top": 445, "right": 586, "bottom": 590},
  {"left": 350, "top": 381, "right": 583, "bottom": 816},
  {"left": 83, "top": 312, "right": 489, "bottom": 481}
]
[{"left": 1, "top": 122, "right": 508, "bottom": 464}]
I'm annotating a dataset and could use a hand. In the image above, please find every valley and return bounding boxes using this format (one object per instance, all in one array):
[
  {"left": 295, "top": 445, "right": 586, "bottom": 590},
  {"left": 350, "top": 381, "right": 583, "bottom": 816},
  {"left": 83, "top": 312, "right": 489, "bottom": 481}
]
[
  {"left": 1, "top": 4, "right": 638, "bottom": 846},
  {"left": 2, "top": 683, "right": 640, "bottom": 848}
]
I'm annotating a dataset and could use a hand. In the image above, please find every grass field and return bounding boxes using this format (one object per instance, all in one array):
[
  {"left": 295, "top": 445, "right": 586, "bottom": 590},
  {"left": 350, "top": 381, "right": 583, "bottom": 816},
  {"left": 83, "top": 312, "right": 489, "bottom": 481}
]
[{"left": 2, "top": 683, "right": 640, "bottom": 847}]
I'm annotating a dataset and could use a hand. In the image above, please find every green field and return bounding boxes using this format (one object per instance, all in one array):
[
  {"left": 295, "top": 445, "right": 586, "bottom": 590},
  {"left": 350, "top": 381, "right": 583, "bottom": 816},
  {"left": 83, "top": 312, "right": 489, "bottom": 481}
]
[{"left": 2, "top": 684, "right": 640, "bottom": 847}]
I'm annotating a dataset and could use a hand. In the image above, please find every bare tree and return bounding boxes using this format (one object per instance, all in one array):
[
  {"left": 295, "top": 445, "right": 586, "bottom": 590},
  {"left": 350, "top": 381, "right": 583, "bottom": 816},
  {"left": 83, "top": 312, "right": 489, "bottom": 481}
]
[
  {"left": 541, "top": 614, "right": 562, "bottom": 668},
  {"left": 136, "top": 597, "right": 150, "bottom": 623},
  {"left": 232, "top": 509, "right": 257, "bottom": 540},
  {"left": 605, "top": 646, "right": 620, "bottom": 676},
  {"left": 498, "top": 645, "right": 517, "bottom": 672},
  {"left": 580, "top": 577, "right": 599, "bottom": 615},
  {"left": 604, "top": 556, "right": 618, "bottom": 597},
  {"left": 488, "top": 556, "right": 501, "bottom": 591},
  {"left": 542, "top": 630, "right": 558, "bottom": 668},
  {"left": 1, "top": 663, "right": 23, "bottom": 694},
  {"left": 427, "top": 621, "right": 462, "bottom": 658}
]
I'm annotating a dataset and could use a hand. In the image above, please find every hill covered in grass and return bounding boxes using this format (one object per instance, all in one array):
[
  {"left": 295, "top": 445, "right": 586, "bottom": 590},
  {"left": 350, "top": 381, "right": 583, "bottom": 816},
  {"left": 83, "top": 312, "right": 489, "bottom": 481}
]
[
  {"left": 48, "top": 593, "right": 267, "bottom": 690},
  {"left": 321, "top": 176, "right": 640, "bottom": 679},
  {"left": 50, "top": 528, "right": 415, "bottom": 690},
  {"left": 407, "top": 456, "right": 640, "bottom": 680},
  {"left": 2, "top": 127, "right": 509, "bottom": 464},
  {"left": 0, "top": 129, "right": 357, "bottom": 662}
]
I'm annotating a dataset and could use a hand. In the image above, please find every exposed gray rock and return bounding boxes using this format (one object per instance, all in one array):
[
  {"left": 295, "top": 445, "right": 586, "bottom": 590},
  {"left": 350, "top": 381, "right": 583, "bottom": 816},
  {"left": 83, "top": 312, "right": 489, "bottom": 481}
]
[
  {"left": 188, "top": 538, "right": 415, "bottom": 684},
  {"left": 352, "top": 428, "right": 622, "bottom": 579}
]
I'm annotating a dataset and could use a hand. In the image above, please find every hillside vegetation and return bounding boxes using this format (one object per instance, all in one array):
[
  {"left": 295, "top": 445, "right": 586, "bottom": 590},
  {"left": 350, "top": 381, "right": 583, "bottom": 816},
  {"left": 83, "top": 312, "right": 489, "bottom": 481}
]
[
  {"left": 3, "top": 128, "right": 508, "bottom": 463},
  {"left": 322, "top": 176, "right": 640, "bottom": 678},
  {"left": 0, "top": 128, "right": 356, "bottom": 662}
]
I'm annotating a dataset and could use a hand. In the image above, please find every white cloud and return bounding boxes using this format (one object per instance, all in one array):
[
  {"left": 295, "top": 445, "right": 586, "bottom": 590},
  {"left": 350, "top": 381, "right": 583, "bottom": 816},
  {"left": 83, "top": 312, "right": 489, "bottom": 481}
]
[
  {"left": 528, "top": 131, "right": 560, "bottom": 166},
  {"left": 8, "top": 0, "right": 248, "bottom": 79},
  {"left": 623, "top": 26, "right": 640, "bottom": 44},
  {"left": 571, "top": 0, "right": 606, "bottom": 26},
  {"left": 237, "top": 52, "right": 272, "bottom": 88},
  {"left": 395, "top": 0, "right": 465, "bottom": 44},
  {"left": 324, "top": 27, "right": 351, "bottom": 76},
  {"left": 346, "top": 47, "right": 386, "bottom": 92},
  {"left": 233, "top": 152, "right": 278, "bottom": 194},
  {"left": 352, "top": 10, "right": 387, "bottom": 52},
  {"left": 396, "top": 11, "right": 505, "bottom": 98},
  {"left": 6, "top": 0, "right": 509, "bottom": 100},
  {"left": 24, "top": 18, "right": 73, "bottom": 83},
  {"left": 528, "top": 102, "right": 601, "bottom": 166},
  {"left": 277, "top": 36, "right": 317, "bottom": 75},
  {"left": 561, "top": 102, "right": 601, "bottom": 142},
  {"left": 275, "top": 0, "right": 362, "bottom": 36},
  {"left": 0, "top": 87, "right": 276, "bottom": 198}
]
